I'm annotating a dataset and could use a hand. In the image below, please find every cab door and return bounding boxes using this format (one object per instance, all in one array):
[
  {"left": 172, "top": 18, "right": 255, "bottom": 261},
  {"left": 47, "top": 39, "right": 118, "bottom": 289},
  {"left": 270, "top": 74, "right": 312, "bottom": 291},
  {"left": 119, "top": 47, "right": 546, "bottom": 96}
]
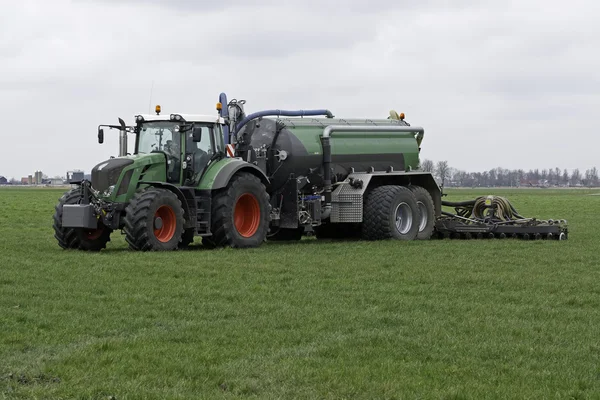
[{"left": 184, "top": 124, "right": 215, "bottom": 186}]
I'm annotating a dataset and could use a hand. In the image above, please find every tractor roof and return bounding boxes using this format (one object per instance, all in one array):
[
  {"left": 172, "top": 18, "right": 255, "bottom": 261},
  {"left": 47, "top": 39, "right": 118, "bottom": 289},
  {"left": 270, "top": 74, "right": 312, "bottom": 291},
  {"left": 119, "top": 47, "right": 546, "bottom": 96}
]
[{"left": 135, "top": 114, "right": 225, "bottom": 124}]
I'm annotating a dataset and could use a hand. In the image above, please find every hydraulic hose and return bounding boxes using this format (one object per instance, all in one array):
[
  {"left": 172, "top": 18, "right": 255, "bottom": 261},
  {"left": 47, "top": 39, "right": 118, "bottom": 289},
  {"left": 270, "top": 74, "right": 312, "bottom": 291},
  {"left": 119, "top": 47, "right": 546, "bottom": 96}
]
[
  {"left": 442, "top": 200, "right": 476, "bottom": 207},
  {"left": 443, "top": 195, "right": 526, "bottom": 222},
  {"left": 234, "top": 109, "right": 334, "bottom": 137}
]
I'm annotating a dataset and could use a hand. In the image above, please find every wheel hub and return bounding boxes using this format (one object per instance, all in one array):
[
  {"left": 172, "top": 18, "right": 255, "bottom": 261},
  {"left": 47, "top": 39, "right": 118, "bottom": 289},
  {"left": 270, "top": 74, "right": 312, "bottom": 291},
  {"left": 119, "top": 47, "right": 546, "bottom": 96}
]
[
  {"left": 234, "top": 193, "right": 261, "bottom": 238},
  {"left": 394, "top": 202, "right": 413, "bottom": 235},
  {"left": 153, "top": 205, "right": 176, "bottom": 243}
]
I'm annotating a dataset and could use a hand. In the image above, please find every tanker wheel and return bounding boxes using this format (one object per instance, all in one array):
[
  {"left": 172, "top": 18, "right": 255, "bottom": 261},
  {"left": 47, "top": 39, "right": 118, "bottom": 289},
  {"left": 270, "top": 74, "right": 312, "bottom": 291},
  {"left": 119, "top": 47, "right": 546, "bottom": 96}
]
[
  {"left": 124, "top": 187, "right": 185, "bottom": 251},
  {"left": 205, "top": 172, "right": 270, "bottom": 248},
  {"left": 361, "top": 185, "right": 419, "bottom": 241},
  {"left": 268, "top": 227, "right": 304, "bottom": 241},
  {"left": 53, "top": 188, "right": 112, "bottom": 251},
  {"left": 408, "top": 185, "right": 435, "bottom": 240}
]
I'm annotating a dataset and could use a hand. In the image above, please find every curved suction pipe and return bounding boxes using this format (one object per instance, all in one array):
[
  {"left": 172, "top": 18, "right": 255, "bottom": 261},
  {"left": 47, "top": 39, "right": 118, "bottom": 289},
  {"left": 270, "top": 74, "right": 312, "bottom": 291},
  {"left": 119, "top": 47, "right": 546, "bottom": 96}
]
[{"left": 234, "top": 109, "right": 334, "bottom": 137}]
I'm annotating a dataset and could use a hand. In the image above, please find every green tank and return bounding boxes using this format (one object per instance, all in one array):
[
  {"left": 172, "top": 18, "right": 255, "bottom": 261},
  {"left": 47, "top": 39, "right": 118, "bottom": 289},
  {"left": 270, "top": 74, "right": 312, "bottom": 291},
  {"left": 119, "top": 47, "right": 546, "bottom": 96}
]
[{"left": 235, "top": 116, "right": 423, "bottom": 193}]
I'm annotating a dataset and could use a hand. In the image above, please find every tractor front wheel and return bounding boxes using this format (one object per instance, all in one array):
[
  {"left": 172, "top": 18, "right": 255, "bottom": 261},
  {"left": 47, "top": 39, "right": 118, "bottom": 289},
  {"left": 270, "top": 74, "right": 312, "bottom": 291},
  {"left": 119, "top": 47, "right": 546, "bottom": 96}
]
[
  {"left": 124, "top": 187, "right": 185, "bottom": 251},
  {"left": 53, "top": 188, "right": 112, "bottom": 251},
  {"left": 205, "top": 172, "right": 270, "bottom": 248}
]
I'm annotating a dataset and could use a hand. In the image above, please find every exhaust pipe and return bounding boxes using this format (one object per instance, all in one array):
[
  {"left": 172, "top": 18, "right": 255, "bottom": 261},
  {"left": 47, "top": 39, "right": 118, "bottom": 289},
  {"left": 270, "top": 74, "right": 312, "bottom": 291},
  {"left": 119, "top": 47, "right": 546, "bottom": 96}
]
[{"left": 118, "top": 118, "right": 127, "bottom": 157}]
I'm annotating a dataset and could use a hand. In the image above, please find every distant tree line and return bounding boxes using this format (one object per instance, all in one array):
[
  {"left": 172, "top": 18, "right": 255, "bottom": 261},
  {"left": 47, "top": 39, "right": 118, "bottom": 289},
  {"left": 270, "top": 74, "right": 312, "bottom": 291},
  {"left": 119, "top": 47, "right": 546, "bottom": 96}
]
[{"left": 421, "top": 159, "right": 600, "bottom": 188}]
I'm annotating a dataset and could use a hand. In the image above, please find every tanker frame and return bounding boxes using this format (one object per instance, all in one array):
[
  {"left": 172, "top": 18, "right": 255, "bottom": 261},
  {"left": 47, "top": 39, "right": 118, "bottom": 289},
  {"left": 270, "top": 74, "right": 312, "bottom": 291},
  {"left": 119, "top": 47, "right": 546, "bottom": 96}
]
[{"left": 223, "top": 94, "right": 568, "bottom": 242}]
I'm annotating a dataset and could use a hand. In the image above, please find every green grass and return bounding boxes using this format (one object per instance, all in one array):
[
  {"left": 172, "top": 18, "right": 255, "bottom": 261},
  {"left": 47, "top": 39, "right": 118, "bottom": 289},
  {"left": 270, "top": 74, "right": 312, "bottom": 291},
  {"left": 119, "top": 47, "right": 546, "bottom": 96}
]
[{"left": 1, "top": 187, "right": 600, "bottom": 399}]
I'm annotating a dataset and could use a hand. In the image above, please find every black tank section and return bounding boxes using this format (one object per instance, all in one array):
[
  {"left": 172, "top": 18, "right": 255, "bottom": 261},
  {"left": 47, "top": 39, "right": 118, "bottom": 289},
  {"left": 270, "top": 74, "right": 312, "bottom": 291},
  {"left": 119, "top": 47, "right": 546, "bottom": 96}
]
[{"left": 238, "top": 118, "right": 324, "bottom": 192}]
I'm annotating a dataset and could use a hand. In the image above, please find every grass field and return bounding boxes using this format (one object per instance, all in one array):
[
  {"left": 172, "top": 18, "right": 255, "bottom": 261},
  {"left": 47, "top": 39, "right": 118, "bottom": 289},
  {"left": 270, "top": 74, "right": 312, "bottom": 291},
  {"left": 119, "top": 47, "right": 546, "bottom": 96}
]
[{"left": 1, "top": 187, "right": 599, "bottom": 399}]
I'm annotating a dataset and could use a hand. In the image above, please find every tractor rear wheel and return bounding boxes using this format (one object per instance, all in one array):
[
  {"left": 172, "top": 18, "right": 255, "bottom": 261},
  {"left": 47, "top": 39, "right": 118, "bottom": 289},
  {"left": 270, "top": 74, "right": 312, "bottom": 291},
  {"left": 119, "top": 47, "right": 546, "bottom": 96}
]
[
  {"left": 205, "top": 172, "right": 270, "bottom": 248},
  {"left": 408, "top": 185, "right": 435, "bottom": 240},
  {"left": 124, "top": 187, "right": 185, "bottom": 251},
  {"left": 53, "top": 188, "right": 112, "bottom": 251},
  {"left": 361, "top": 185, "right": 419, "bottom": 241}
]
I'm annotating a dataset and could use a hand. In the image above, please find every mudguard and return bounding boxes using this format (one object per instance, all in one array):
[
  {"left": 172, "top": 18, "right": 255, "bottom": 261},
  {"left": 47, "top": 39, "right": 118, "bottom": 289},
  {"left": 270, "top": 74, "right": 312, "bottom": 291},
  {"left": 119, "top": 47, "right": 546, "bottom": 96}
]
[
  {"left": 368, "top": 171, "right": 442, "bottom": 217},
  {"left": 199, "top": 158, "right": 270, "bottom": 191},
  {"left": 137, "top": 181, "right": 195, "bottom": 229}
]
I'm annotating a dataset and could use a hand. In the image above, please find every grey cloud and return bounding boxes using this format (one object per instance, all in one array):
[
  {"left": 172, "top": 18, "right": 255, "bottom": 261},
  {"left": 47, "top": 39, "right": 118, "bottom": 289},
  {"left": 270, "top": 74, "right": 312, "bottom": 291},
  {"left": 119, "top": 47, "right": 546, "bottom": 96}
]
[
  {"left": 1, "top": 0, "right": 599, "bottom": 178},
  {"left": 90, "top": 0, "right": 482, "bottom": 14},
  {"left": 481, "top": 73, "right": 600, "bottom": 97}
]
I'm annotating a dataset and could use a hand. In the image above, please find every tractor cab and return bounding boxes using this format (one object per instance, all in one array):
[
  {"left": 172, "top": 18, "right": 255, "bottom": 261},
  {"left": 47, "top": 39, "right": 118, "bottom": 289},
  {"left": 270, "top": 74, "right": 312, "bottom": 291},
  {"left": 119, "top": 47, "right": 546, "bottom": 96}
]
[
  {"left": 90, "top": 106, "right": 227, "bottom": 204},
  {"left": 132, "top": 109, "right": 226, "bottom": 187}
]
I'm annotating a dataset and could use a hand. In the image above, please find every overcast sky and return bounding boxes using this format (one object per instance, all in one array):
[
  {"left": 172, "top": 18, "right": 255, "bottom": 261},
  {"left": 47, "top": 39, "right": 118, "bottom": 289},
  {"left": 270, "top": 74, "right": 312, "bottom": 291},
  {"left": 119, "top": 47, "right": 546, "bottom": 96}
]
[{"left": 1, "top": 0, "right": 598, "bottom": 179}]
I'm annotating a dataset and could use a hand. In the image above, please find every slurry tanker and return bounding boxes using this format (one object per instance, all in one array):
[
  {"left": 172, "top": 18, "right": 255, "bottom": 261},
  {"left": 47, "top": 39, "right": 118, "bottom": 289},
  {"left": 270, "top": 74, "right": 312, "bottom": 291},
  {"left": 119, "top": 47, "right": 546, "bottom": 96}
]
[{"left": 53, "top": 93, "right": 568, "bottom": 251}]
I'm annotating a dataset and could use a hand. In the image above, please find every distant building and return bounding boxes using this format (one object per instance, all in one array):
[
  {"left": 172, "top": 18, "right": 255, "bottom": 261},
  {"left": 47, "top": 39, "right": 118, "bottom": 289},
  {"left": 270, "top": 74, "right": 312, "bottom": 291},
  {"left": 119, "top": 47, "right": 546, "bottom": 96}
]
[
  {"left": 21, "top": 177, "right": 29, "bottom": 184},
  {"left": 28, "top": 175, "right": 33, "bottom": 185},
  {"left": 0, "top": 176, "right": 7, "bottom": 184},
  {"left": 34, "top": 170, "right": 43, "bottom": 184}
]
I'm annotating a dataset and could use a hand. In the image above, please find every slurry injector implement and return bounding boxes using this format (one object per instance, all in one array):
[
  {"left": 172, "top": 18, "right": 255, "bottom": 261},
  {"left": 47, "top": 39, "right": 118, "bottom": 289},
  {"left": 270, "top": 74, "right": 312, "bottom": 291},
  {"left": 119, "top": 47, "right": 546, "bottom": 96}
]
[
  {"left": 53, "top": 93, "right": 568, "bottom": 251},
  {"left": 435, "top": 196, "right": 568, "bottom": 240}
]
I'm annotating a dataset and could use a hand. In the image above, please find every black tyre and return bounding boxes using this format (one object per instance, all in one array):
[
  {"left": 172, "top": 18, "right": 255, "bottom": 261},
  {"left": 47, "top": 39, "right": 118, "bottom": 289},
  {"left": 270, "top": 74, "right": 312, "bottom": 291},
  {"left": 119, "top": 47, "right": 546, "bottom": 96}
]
[
  {"left": 408, "top": 185, "right": 435, "bottom": 240},
  {"left": 53, "top": 188, "right": 112, "bottom": 251},
  {"left": 268, "top": 227, "right": 304, "bottom": 241},
  {"left": 124, "top": 187, "right": 185, "bottom": 251},
  {"left": 205, "top": 172, "right": 270, "bottom": 248},
  {"left": 178, "top": 228, "right": 195, "bottom": 248},
  {"left": 361, "top": 185, "right": 419, "bottom": 241},
  {"left": 313, "top": 223, "right": 361, "bottom": 240}
]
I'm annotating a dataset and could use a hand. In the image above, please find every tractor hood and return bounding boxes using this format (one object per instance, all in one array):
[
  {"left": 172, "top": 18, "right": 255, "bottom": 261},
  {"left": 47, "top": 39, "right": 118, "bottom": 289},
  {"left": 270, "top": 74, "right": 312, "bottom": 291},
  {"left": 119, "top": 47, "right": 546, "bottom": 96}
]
[{"left": 91, "top": 153, "right": 166, "bottom": 199}]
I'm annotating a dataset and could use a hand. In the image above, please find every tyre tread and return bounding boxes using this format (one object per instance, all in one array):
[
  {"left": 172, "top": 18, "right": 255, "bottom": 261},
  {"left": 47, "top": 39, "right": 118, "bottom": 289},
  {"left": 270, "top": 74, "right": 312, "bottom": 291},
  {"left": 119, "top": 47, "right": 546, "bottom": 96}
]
[
  {"left": 361, "top": 185, "right": 418, "bottom": 241},
  {"left": 123, "top": 187, "right": 184, "bottom": 251},
  {"left": 408, "top": 184, "right": 435, "bottom": 240},
  {"left": 52, "top": 188, "right": 112, "bottom": 251},
  {"left": 205, "top": 172, "right": 270, "bottom": 248}
]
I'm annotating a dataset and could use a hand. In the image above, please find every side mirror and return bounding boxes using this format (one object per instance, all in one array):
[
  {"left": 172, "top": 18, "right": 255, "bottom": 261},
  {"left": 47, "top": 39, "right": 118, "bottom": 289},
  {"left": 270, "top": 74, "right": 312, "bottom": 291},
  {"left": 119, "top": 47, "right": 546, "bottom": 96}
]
[
  {"left": 98, "top": 128, "right": 104, "bottom": 144},
  {"left": 192, "top": 126, "right": 202, "bottom": 142}
]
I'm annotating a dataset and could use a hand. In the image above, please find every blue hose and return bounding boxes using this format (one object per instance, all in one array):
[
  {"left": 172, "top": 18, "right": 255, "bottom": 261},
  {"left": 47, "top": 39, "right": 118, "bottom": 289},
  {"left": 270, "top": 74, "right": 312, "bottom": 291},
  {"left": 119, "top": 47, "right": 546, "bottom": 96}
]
[{"left": 234, "top": 109, "right": 334, "bottom": 137}]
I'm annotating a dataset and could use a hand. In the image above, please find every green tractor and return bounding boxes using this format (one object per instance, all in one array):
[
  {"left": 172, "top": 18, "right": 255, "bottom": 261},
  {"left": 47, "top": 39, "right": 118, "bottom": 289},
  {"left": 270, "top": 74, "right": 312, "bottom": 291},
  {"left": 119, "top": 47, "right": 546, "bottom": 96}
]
[{"left": 53, "top": 99, "right": 279, "bottom": 251}]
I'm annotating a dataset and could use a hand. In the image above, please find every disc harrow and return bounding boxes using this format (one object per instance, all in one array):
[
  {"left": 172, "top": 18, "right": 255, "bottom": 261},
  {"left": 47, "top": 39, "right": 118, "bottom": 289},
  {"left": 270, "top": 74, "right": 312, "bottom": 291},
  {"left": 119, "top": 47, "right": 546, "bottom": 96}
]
[{"left": 433, "top": 195, "right": 568, "bottom": 240}]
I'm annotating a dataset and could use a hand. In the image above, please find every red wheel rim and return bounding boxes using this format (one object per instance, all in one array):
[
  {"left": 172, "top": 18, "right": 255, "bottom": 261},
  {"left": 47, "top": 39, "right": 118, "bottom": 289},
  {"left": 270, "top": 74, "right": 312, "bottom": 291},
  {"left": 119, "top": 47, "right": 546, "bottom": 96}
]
[
  {"left": 154, "top": 205, "right": 176, "bottom": 242},
  {"left": 234, "top": 193, "right": 260, "bottom": 237}
]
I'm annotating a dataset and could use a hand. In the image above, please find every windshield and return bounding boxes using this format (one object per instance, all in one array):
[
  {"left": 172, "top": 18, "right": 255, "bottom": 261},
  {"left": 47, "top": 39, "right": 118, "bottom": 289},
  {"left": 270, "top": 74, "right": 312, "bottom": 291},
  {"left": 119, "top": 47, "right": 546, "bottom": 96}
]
[{"left": 137, "top": 122, "right": 181, "bottom": 155}]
